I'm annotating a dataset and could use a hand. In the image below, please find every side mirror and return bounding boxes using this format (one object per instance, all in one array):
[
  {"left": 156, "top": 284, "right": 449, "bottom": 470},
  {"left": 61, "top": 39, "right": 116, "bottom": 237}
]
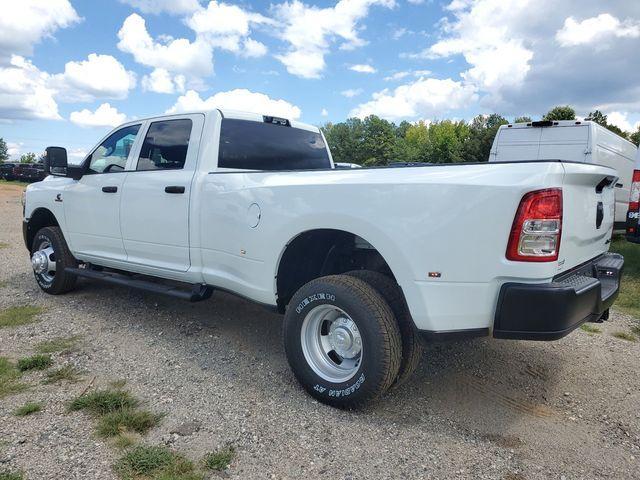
[{"left": 44, "top": 147, "right": 68, "bottom": 176}]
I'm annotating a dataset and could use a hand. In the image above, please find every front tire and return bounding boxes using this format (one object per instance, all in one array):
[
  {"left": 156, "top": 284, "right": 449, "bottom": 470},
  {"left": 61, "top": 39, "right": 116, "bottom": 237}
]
[
  {"left": 31, "top": 226, "right": 77, "bottom": 295},
  {"left": 283, "top": 274, "right": 402, "bottom": 409}
]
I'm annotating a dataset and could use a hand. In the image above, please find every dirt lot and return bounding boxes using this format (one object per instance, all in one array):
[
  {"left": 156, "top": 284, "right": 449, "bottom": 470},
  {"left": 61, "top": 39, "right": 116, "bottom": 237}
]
[{"left": 1, "top": 182, "right": 639, "bottom": 479}]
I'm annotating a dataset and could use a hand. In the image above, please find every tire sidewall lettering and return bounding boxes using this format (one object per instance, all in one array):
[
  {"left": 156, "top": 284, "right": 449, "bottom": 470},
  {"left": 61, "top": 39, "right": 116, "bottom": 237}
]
[{"left": 295, "top": 292, "right": 336, "bottom": 314}]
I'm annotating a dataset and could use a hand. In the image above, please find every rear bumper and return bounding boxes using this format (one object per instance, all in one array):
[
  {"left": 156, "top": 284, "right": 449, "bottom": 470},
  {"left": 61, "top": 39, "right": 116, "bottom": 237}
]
[{"left": 493, "top": 253, "right": 624, "bottom": 340}]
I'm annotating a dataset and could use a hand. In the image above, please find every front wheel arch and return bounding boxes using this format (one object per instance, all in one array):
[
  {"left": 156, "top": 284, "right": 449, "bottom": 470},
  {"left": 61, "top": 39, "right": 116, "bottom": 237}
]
[{"left": 25, "top": 208, "right": 60, "bottom": 253}]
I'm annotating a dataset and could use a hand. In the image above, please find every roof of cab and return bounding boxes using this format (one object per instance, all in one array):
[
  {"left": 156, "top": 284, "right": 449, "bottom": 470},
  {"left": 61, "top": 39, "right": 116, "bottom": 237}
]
[{"left": 128, "top": 108, "right": 320, "bottom": 134}]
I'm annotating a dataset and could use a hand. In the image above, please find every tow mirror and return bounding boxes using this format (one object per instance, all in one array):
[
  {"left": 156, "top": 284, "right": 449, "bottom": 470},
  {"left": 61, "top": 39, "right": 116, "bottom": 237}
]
[{"left": 44, "top": 147, "right": 68, "bottom": 177}]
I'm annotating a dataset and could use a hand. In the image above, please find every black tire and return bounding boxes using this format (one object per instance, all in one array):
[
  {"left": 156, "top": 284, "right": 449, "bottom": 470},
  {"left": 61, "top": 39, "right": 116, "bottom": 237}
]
[
  {"left": 31, "top": 226, "right": 77, "bottom": 295},
  {"left": 283, "top": 274, "right": 402, "bottom": 409},
  {"left": 345, "top": 270, "right": 423, "bottom": 388}
]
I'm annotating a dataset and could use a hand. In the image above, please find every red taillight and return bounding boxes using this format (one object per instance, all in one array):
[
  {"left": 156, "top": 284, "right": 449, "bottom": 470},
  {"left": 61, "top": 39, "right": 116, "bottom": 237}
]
[
  {"left": 629, "top": 169, "right": 640, "bottom": 213},
  {"left": 506, "top": 188, "right": 562, "bottom": 262}
]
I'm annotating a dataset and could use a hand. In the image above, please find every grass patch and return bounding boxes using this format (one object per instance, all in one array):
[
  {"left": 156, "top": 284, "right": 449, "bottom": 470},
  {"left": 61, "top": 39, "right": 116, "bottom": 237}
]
[
  {"left": 14, "top": 401, "right": 42, "bottom": 416},
  {"left": 97, "top": 409, "right": 163, "bottom": 437},
  {"left": 114, "top": 445, "right": 202, "bottom": 480},
  {"left": 0, "top": 357, "right": 27, "bottom": 399},
  {"left": 0, "top": 242, "right": 8, "bottom": 249},
  {"left": 36, "top": 335, "right": 81, "bottom": 354},
  {"left": 612, "top": 331, "right": 638, "bottom": 342},
  {"left": 17, "top": 354, "right": 52, "bottom": 372},
  {"left": 0, "top": 179, "right": 28, "bottom": 187},
  {"left": 580, "top": 323, "right": 601, "bottom": 334},
  {"left": 610, "top": 239, "right": 640, "bottom": 319},
  {"left": 113, "top": 432, "right": 141, "bottom": 450},
  {"left": 0, "top": 470, "right": 24, "bottom": 480},
  {"left": 203, "top": 446, "right": 235, "bottom": 471},
  {"left": 0, "top": 305, "right": 44, "bottom": 328},
  {"left": 43, "top": 365, "right": 82, "bottom": 384},
  {"left": 69, "top": 388, "right": 139, "bottom": 415}
]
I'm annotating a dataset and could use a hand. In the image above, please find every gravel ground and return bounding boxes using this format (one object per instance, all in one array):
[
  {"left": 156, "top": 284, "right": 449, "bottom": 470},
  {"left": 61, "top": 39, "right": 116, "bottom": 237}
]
[{"left": 1, "top": 183, "right": 639, "bottom": 480}]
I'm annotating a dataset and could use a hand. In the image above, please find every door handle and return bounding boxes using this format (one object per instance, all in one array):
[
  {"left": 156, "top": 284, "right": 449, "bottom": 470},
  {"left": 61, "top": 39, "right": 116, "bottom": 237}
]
[
  {"left": 165, "top": 186, "right": 185, "bottom": 194},
  {"left": 102, "top": 186, "right": 117, "bottom": 193}
]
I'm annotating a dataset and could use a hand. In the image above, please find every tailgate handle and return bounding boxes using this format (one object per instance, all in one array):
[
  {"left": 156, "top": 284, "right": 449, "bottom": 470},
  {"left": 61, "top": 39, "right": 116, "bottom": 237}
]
[
  {"left": 596, "top": 202, "right": 604, "bottom": 229},
  {"left": 595, "top": 176, "right": 616, "bottom": 193}
]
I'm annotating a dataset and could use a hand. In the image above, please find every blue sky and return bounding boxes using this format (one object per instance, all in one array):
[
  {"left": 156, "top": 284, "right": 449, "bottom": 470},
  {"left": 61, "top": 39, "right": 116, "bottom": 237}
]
[{"left": 1, "top": 0, "right": 639, "bottom": 160}]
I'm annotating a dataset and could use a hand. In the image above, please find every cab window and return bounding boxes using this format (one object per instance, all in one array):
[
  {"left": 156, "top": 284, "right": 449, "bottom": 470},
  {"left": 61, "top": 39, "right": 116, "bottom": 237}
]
[
  {"left": 87, "top": 124, "right": 141, "bottom": 174},
  {"left": 136, "top": 119, "right": 193, "bottom": 171}
]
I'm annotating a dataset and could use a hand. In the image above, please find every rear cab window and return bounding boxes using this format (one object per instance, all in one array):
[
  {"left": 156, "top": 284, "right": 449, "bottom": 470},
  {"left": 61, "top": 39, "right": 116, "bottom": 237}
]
[{"left": 218, "top": 118, "right": 331, "bottom": 171}]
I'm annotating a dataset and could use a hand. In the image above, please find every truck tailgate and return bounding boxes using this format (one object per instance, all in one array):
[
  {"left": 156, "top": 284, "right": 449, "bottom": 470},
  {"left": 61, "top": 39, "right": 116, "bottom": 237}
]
[{"left": 559, "top": 162, "right": 617, "bottom": 274}]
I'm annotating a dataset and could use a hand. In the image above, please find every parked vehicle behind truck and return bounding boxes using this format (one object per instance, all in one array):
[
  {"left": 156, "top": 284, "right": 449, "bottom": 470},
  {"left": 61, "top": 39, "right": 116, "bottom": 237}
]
[
  {"left": 490, "top": 120, "right": 637, "bottom": 233},
  {"left": 23, "top": 109, "right": 623, "bottom": 408},
  {"left": 626, "top": 149, "right": 640, "bottom": 244}
]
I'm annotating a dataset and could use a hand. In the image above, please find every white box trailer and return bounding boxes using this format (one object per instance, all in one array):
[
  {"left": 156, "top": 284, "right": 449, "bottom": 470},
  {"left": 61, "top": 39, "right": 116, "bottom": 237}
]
[{"left": 490, "top": 120, "right": 638, "bottom": 231}]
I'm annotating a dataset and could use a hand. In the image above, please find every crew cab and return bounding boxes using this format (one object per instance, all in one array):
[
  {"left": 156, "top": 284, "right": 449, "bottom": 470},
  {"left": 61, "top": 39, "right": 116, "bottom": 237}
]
[{"left": 23, "top": 109, "right": 624, "bottom": 408}]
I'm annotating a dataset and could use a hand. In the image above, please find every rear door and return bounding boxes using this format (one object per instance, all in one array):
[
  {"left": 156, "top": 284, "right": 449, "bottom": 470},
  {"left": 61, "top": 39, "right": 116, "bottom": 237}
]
[
  {"left": 537, "top": 124, "right": 589, "bottom": 161},
  {"left": 119, "top": 114, "right": 204, "bottom": 272}
]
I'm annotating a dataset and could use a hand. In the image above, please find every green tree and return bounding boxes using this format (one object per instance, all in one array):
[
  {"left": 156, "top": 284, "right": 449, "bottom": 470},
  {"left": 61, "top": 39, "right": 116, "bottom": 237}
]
[
  {"left": 0, "top": 138, "right": 7, "bottom": 164},
  {"left": 543, "top": 105, "right": 576, "bottom": 121},
  {"left": 395, "top": 121, "right": 429, "bottom": 163},
  {"left": 20, "top": 152, "right": 36, "bottom": 164},
  {"left": 461, "top": 114, "right": 508, "bottom": 162},
  {"left": 630, "top": 127, "right": 640, "bottom": 146},
  {"left": 514, "top": 116, "right": 532, "bottom": 123},
  {"left": 427, "top": 120, "right": 469, "bottom": 163},
  {"left": 361, "top": 115, "right": 397, "bottom": 166},
  {"left": 586, "top": 110, "right": 607, "bottom": 126},
  {"left": 322, "top": 118, "right": 365, "bottom": 165}
]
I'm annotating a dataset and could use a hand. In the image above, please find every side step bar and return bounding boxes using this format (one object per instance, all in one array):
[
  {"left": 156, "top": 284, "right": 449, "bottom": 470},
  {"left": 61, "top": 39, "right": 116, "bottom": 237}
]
[{"left": 66, "top": 267, "right": 213, "bottom": 302}]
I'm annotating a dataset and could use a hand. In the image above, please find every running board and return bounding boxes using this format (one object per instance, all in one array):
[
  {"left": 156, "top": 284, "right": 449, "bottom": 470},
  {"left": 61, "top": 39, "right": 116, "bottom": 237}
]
[{"left": 65, "top": 267, "right": 213, "bottom": 302}]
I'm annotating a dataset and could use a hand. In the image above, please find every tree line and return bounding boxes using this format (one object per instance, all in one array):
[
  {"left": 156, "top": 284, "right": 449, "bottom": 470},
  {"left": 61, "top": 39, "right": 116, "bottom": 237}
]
[{"left": 322, "top": 105, "right": 640, "bottom": 166}]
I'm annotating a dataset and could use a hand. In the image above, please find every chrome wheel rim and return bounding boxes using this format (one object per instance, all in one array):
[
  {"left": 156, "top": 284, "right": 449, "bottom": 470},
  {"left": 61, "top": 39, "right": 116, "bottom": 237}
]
[
  {"left": 31, "top": 240, "right": 56, "bottom": 283},
  {"left": 300, "top": 304, "right": 363, "bottom": 383}
]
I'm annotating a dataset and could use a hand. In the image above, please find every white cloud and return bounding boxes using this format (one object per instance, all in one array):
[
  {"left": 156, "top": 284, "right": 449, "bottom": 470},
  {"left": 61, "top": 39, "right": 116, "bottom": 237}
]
[
  {"left": 117, "top": 13, "right": 213, "bottom": 77},
  {"left": 273, "top": 0, "right": 395, "bottom": 79},
  {"left": 0, "top": 56, "right": 60, "bottom": 121},
  {"left": 141, "top": 68, "right": 186, "bottom": 94},
  {"left": 68, "top": 148, "right": 89, "bottom": 161},
  {"left": 341, "top": 88, "right": 363, "bottom": 98},
  {"left": 0, "top": 0, "right": 80, "bottom": 60},
  {"left": 119, "top": 0, "right": 202, "bottom": 15},
  {"left": 186, "top": 1, "right": 272, "bottom": 55},
  {"left": 166, "top": 88, "right": 301, "bottom": 119},
  {"left": 350, "top": 77, "right": 477, "bottom": 121},
  {"left": 556, "top": 14, "right": 640, "bottom": 47},
  {"left": 321, "top": 108, "right": 328, "bottom": 116},
  {"left": 422, "top": 0, "right": 534, "bottom": 93},
  {"left": 384, "top": 70, "right": 431, "bottom": 81},
  {"left": 605, "top": 111, "right": 640, "bottom": 133},
  {"left": 51, "top": 54, "right": 136, "bottom": 102},
  {"left": 349, "top": 63, "right": 376, "bottom": 74},
  {"left": 242, "top": 38, "right": 268, "bottom": 58},
  {"left": 7, "top": 142, "right": 23, "bottom": 158},
  {"left": 70, "top": 103, "right": 127, "bottom": 128}
]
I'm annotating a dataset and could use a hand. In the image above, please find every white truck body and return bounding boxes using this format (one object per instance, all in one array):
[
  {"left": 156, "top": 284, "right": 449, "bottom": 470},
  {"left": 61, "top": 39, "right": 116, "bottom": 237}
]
[
  {"left": 489, "top": 120, "right": 637, "bottom": 230},
  {"left": 22, "top": 109, "right": 625, "bottom": 406}
]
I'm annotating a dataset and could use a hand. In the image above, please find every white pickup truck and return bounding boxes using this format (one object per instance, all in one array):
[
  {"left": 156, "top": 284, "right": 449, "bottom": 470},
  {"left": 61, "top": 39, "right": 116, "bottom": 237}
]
[{"left": 23, "top": 109, "right": 624, "bottom": 408}]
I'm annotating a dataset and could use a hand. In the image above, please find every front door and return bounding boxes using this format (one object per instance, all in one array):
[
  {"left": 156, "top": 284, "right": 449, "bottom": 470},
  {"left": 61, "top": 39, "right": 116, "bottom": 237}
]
[
  {"left": 120, "top": 114, "right": 203, "bottom": 272},
  {"left": 63, "top": 123, "right": 142, "bottom": 261}
]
